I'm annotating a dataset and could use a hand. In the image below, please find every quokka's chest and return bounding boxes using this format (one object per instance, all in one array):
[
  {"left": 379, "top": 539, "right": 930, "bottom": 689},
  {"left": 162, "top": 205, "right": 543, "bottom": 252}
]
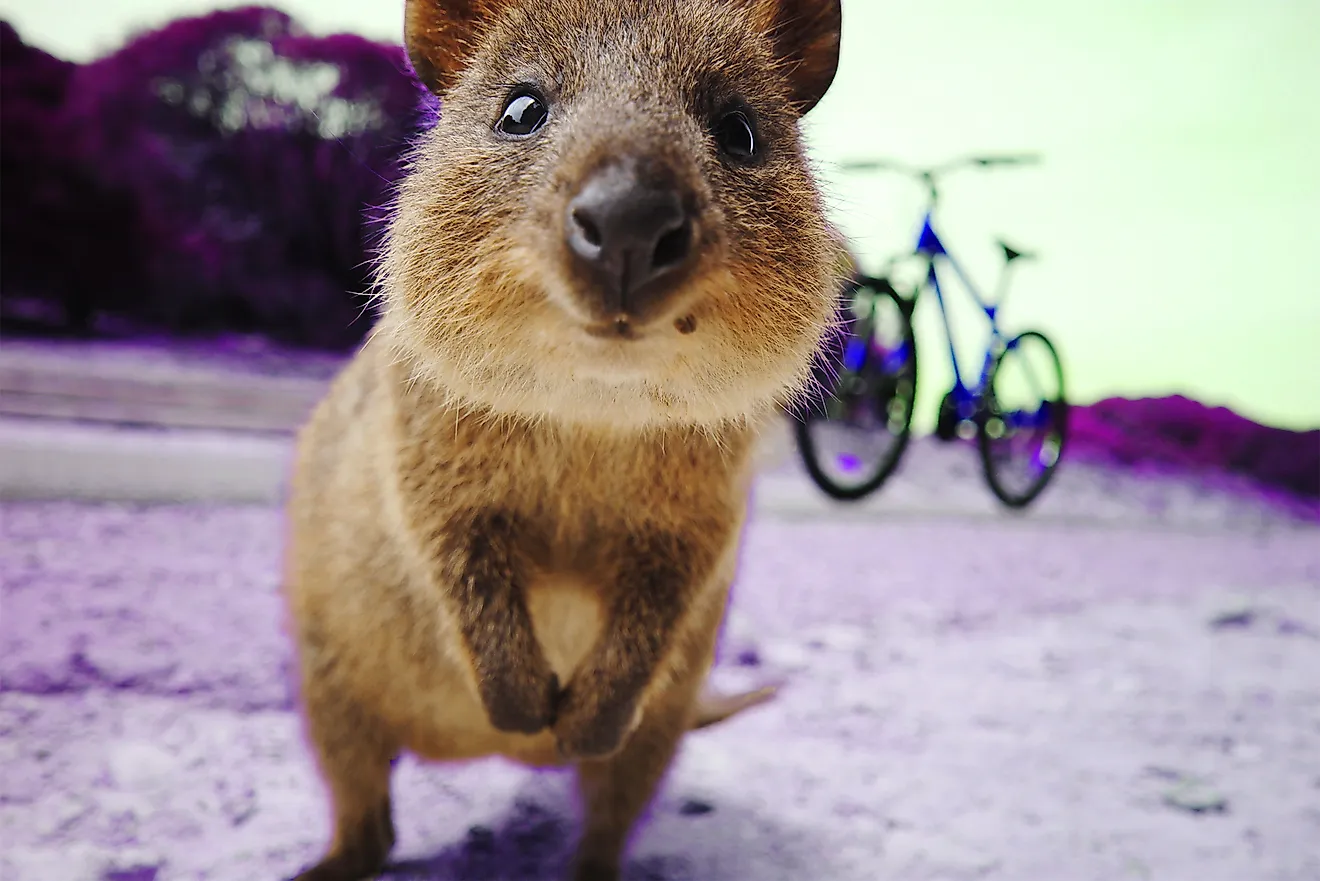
[{"left": 523, "top": 570, "right": 605, "bottom": 683}]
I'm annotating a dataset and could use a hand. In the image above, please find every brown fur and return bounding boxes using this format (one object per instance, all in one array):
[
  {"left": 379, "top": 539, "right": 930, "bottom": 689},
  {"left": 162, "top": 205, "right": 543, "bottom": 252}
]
[{"left": 282, "top": 2, "right": 842, "bottom": 879}]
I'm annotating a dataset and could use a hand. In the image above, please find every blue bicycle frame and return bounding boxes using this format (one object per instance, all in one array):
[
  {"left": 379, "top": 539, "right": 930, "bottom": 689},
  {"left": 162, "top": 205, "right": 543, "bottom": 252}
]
[{"left": 912, "top": 211, "right": 1019, "bottom": 423}]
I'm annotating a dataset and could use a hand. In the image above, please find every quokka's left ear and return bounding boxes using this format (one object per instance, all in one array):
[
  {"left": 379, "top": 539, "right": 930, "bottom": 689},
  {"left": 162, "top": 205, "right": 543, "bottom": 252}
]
[{"left": 747, "top": 0, "right": 843, "bottom": 115}]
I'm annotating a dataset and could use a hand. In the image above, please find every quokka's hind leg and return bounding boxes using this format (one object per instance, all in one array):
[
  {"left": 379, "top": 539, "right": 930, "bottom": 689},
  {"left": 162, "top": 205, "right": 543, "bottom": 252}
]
[
  {"left": 567, "top": 692, "right": 692, "bottom": 881},
  {"left": 290, "top": 684, "right": 400, "bottom": 881}
]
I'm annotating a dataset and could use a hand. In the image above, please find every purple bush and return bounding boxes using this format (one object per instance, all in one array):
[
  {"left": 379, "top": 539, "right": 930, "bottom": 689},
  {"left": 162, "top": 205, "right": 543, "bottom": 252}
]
[
  {"left": 1, "top": 7, "right": 431, "bottom": 350},
  {"left": 1069, "top": 396, "right": 1320, "bottom": 501},
  {"left": 0, "top": 22, "right": 146, "bottom": 334}
]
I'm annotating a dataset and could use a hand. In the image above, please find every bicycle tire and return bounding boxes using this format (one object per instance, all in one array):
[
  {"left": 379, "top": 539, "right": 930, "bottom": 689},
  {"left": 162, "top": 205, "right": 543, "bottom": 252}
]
[
  {"left": 794, "top": 284, "right": 918, "bottom": 501},
  {"left": 976, "top": 329, "right": 1068, "bottom": 508}
]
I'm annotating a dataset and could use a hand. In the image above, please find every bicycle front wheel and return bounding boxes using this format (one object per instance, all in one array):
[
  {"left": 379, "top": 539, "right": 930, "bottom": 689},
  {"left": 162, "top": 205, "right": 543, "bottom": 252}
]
[
  {"left": 794, "top": 284, "right": 918, "bottom": 501},
  {"left": 977, "top": 330, "right": 1068, "bottom": 508}
]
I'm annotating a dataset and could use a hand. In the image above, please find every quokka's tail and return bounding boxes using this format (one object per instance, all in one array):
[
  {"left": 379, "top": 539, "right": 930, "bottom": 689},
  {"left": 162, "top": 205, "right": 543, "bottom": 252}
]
[{"left": 690, "top": 683, "right": 781, "bottom": 731}]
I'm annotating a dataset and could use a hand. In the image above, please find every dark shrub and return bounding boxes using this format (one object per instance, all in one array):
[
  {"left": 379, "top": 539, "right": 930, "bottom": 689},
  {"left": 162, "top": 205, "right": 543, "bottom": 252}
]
[{"left": 1, "top": 8, "right": 431, "bottom": 349}]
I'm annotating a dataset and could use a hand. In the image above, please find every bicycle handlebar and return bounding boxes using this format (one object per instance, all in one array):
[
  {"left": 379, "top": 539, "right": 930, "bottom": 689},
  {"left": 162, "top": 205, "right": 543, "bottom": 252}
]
[
  {"left": 838, "top": 154, "right": 1041, "bottom": 175},
  {"left": 835, "top": 153, "right": 1040, "bottom": 202}
]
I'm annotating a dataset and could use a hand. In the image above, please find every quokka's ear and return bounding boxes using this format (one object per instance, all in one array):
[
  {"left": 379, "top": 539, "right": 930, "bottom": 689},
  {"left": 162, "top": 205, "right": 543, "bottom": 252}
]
[
  {"left": 404, "top": 0, "right": 514, "bottom": 95},
  {"left": 748, "top": 0, "right": 843, "bottom": 115}
]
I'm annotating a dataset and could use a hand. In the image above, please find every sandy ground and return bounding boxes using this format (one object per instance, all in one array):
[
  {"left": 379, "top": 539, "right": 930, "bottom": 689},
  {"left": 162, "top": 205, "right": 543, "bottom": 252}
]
[{"left": 2, "top": 447, "right": 1319, "bottom": 881}]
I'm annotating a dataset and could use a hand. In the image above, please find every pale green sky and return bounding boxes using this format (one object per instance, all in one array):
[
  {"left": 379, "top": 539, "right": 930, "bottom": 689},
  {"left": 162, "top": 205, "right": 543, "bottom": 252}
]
[{"left": 5, "top": 0, "right": 1317, "bottom": 430}]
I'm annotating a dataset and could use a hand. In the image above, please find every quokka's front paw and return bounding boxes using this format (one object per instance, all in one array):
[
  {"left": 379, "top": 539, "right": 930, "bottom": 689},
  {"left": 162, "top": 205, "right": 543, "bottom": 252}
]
[
  {"left": 479, "top": 664, "right": 561, "bottom": 735},
  {"left": 553, "top": 687, "right": 642, "bottom": 760}
]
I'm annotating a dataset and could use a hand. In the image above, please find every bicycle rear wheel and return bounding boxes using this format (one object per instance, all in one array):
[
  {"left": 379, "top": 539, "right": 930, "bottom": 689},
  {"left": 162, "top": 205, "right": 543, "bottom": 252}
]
[
  {"left": 977, "top": 330, "right": 1067, "bottom": 508},
  {"left": 794, "top": 283, "right": 917, "bottom": 501}
]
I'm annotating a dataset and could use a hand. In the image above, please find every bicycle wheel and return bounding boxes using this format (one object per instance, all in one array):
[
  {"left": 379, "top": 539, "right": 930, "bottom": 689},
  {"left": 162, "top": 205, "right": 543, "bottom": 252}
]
[
  {"left": 794, "top": 283, "right": 918, "bottom": 501},
  {"left": 977, "top": 330, "right": 1067, "bottom": 508}
]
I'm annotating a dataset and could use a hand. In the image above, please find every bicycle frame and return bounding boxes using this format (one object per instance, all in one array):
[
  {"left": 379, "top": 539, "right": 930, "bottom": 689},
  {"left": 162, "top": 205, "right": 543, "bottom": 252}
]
[
  {"left": 919, "top": 215, "right": 999, "bottom": 403},
  {"left": 897, "top": 205, "right": 1034, "bottom": 426}
]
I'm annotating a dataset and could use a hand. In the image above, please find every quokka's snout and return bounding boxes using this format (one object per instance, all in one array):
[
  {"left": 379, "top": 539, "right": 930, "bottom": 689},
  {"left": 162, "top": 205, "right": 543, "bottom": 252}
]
[{"left": 564, "top": 155, "right": 698, "bottom": 332}]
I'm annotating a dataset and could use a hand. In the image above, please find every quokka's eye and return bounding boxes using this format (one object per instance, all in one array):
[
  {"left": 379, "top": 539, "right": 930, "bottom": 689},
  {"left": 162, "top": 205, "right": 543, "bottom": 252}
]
[
  {"left": 496, "top": 91, "right": 549, "bottom": 137},
  {"left": 714, "top": 110, "right": 757, "bottom": 162}
]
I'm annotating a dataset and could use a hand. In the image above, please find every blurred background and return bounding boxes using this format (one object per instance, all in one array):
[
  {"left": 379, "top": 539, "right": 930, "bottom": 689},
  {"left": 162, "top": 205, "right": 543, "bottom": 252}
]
[
  {"left": 1, "top": 3, "right": 1318, "bottom": 880},
  {"left": 2, "top": 0, "right": 1316, "bottom": 505},
  {"left": 3, "top": 0, "right": 1317, "bottom": 429}
]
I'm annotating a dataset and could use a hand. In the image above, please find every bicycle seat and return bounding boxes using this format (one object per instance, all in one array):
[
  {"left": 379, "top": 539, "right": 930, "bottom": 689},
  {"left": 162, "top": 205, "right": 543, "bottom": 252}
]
[{"left": 997, "top": 239, "right": 1036, "bottom": 262}]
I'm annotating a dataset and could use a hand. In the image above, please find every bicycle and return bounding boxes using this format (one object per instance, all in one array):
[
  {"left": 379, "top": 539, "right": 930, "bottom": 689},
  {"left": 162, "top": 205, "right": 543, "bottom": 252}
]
[{"left": 792, "top": 154, "right": 1068, "bottom": 509}]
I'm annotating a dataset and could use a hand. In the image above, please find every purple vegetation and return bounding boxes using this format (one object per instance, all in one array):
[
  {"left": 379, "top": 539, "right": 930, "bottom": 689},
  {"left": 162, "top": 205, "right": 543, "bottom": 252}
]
[
  {"left": 0, "top": 21, "right": 143, "bottom": 333},
  {"left": 1069, "top": 395, "right": 1320, "bottom": 503},
  {"left": 0, "top": 7, "right": 432, "bottom": 350}
]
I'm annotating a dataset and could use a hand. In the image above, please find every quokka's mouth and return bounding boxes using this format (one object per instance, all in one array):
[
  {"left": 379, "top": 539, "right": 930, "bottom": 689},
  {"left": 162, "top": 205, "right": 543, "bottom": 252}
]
[
  {"left": 584, "top": 316, "right": 641, "bottom": 340},
  {"left": 581, "top": 311, "right": 699, "bottom": 343}
]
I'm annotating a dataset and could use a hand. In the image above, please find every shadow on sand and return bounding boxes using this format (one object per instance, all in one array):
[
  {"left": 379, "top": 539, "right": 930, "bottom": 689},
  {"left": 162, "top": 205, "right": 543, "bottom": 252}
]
[{"left": 381, "top": 783, "right": 825, "bottom": 881}]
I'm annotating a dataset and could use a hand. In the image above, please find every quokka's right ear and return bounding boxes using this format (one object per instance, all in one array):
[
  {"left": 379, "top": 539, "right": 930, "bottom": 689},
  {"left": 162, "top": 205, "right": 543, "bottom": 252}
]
[{"left": 404, "top": 0, "right": 512, "bottom": 95}]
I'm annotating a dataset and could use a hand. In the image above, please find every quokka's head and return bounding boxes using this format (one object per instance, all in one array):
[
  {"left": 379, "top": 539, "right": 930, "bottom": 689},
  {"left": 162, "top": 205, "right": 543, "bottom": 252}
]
[{"left": 381, "top": 0, "right": 844, "bottom": 431}]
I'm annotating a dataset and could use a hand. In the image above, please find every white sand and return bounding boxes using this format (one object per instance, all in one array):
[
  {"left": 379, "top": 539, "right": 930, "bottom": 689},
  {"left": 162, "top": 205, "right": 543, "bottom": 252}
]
[{"left": 2, "top": 450, "right": 1318, "bottom": 881}]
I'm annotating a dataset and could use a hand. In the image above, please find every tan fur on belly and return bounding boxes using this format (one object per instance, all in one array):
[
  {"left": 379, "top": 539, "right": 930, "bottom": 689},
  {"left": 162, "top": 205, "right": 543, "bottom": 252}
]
[{"left": 525, "top": 575, "right": 605, "bottom": 683}]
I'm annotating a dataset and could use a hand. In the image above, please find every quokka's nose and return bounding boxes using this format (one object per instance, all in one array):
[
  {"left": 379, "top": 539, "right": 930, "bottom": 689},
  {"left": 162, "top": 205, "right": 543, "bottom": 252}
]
[{"left": 565, "top": 161, "right": 696, "bottom": 319}]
